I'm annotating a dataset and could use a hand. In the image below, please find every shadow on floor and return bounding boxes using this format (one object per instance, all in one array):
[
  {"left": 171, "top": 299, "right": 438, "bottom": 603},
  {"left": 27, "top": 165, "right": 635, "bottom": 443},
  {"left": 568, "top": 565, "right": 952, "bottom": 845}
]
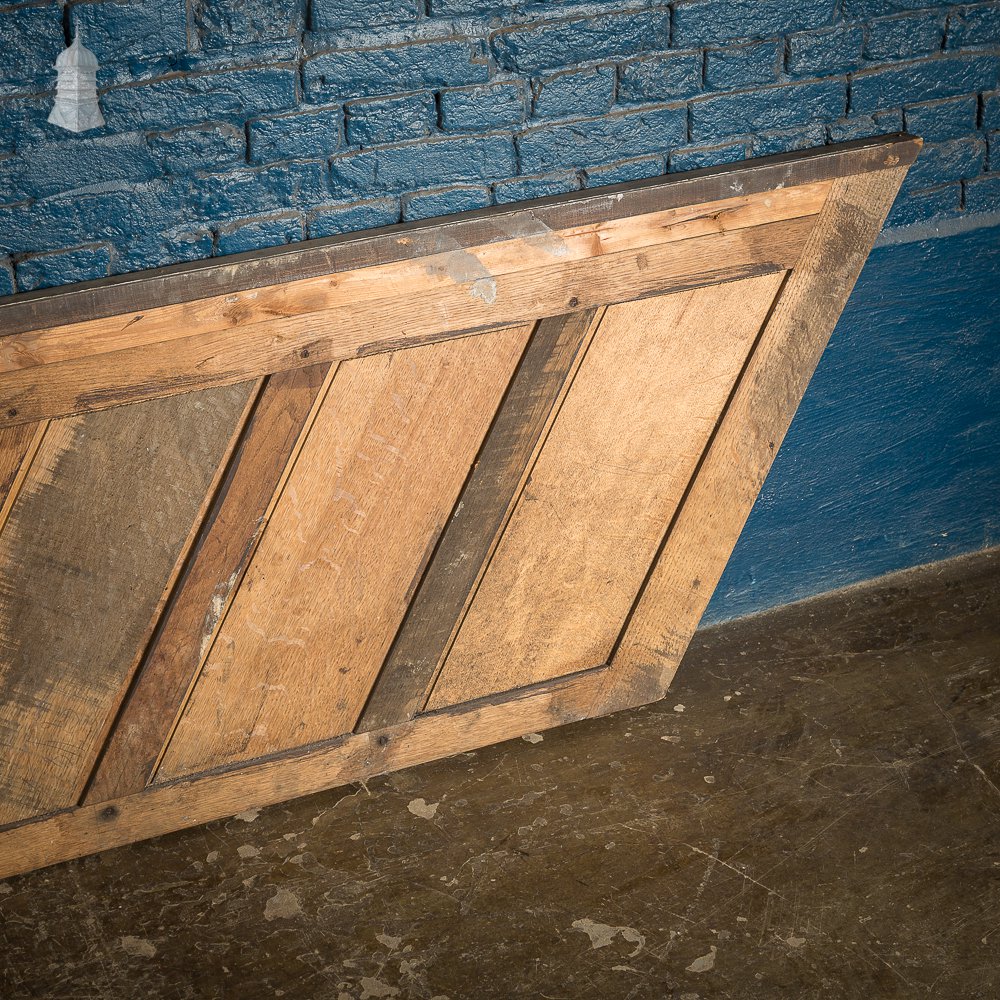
[{"left": 2, "top": 549, "right": 998, "bottom": 999}]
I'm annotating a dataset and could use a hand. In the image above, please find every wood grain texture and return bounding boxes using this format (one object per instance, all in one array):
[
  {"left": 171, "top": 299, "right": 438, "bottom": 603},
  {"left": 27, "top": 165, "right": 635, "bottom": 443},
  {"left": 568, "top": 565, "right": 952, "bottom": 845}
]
[
  {"left": 425, "top": 273, "right": 786, "bottom": 710},
  {"left": 594, "top": 168, "right": 911, "bottom": 716},
  {"left": 357, "top": 310, "right": 602, "bottom": 732},
  {"left": 0, "top": 384, "right": 255, "bottom": 827},
  {"left": 0, "top": 665, "right": 612, "bottom": 881},
  {"left": 0, "top": 215, "right": 817, "bottom": 428},
  {"left": 155, "top": 326, "right": 531, "bottom": 782},
  {"left": 83, "top": 364, "right": 333, "bottom": 805},
  {"left": 0, "top": 421, "right": 47, "bottom": 534},
  {"left": 0, "top": 183, "right": 827, "bottom": 377},
  {"left": 0, "top": 135, "right": 919, "bottom": 342}
]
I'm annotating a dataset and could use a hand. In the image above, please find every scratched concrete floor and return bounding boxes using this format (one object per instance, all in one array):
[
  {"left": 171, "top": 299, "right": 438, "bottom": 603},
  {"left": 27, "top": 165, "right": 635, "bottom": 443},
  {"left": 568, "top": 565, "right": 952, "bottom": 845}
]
[{"left": 2, "top": 549, "right": 998, "bottom": 1000}]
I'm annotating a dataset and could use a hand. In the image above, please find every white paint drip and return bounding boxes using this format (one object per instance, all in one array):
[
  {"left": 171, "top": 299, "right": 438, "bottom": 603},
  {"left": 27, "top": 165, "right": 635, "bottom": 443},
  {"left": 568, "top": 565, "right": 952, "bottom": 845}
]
[
  {"left": 407, "top": 798, "right": 439, "bottom": 819},
  {"left": 521, "top": 733, "right": 544, "bottom": 744},
  {"left": 686, "top": 945, "right": 717, "bottom": 973},
  {"left": 571, "top": 918, "right": 645, "bottom": 957}
]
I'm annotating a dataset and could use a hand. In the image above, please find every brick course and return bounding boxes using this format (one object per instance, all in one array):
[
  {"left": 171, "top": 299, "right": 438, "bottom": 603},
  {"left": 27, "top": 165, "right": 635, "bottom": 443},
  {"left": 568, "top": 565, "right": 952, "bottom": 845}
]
[{"left": 0, "top": 0, "right": 998, "bottom": 293}]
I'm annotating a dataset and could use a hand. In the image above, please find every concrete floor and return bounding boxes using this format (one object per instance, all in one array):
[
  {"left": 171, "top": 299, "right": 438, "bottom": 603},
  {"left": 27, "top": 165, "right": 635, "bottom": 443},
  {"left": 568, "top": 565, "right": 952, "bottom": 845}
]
[{"left": 2, "top": 548, "right": 998, "bottom": 1000}]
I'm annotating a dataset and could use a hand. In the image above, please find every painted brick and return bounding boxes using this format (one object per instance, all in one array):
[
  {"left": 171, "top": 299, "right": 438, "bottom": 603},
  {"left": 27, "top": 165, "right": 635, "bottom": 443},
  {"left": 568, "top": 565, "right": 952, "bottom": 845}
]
[
  {"left": 850, "top": 55, "right": 1000, "bottom": 112},
  {"left": 148, "top": 123, "right": 246, "bottom": 173},
  {"left": 3, "top": 132, "right": 160, "bottom": 203},
  {"left": 303, "top": 41, "right": 488, "bottom": 102},
  {"left": 904, "top": 96, "right": 979, "bottom": 141},
  {"left": 345, "top": 93, "right": 436, "bottom": 147},
  {"left": 617, "top": 52, "right": 703, "bottom": 104},
  {"left": 0, "top": 258, "right": 14, "bottom": 297},
  {"left": 312, "top": 0, "right": 421, "bottom": 32},
  {"left": 827, "top": 110, "right": 903, "bottom": 142},
  {"left": 403, "top": 185, "right": 491, "bottom": 221},
  {"left": 440, "top": 83, "right": 527, "bottom": 133},
  {"left": 428, "top": 0, "right": 531, "bottom": 12},
  {"left": 186, "top": 162, "right": 330, "bottom": 223},
  {"left": 531, "top": 68, "right": 615, "bottom": 120},
  {"left": 249, "top": 107, "right": 343, "bottom": 163},
  {"left": 985, "top": 91, "right": 1000, "bottom": 129},
  {"left": 706, "top": 42, "right": 782, "bottom": 91},
  {"left": 216, "top": 215, "right": 304, "bottom": 255},
  {"left": 670, "top": 142, "right": 746, "bottom": 172},
  {"left": 842, "top": 0, "right": 956, "bottom": 18},
  {"left": 885, "top": 183, "right": 961, "bottom": 226},
  {"left": 15, "top": 245, "right": 112, "bottom": 292},
  {"left": 492, "top": 171, "right": 580, "bottom": 204},
  {"left": 903, "top": 137, "right": 986, "bottom": 188},
  {"left": 986, "top": 129, "right": 1000, "bottom": 169},
  {"left": 491, "top": 10, "right": 671, "bottom": 74},
  {"left": 307, "top": 197, "right": 400, "bottom": 238},
  {"left": 192, "top": 0, "right": 305, "bottom": 49},
  {"left": 0, "top": 4, "right": 65, "bottom": 87},
  {"left": 946, "top": 3, "right": 1000, "bottom": 49},
  {"left": 330, "top": 135, "right": 517, "bottom": 194},
  {"left": 864, "top": 13, "right": 946, "bottom": 61},
  {"left": 584, "top": 155, "right": 664, "bottom": 187},
  {"left": 787, "top": 26, "right": 864, "bottom": 76},
  {"left": 673, "top": 0, "right": 836, "bottom": 48},
  {"left": 70, "top": 1, "right": 187, "bottom": 64},
  {"left": 691, "top": 80, "right": 846, "bottom": 143},
  {"left": 518, "top": 106, "right": 687, "bottom": 174},
  {"left": 113, "top": 228, "right": 214, "bottom": 274},
  {"left": 101, "top": 67, "right": 299, "bottom": 132},
  {"left": 965, "top": 172, "right": 1000, "bottom": 210},
  {"left": 752, "top": 124, "right": 827, "bottom": 155}
]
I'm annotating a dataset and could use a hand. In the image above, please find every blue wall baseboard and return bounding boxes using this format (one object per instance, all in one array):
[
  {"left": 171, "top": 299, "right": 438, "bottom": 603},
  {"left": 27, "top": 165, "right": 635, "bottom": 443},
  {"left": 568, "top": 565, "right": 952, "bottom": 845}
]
[{"left": 703, "top": 219, "right": 1000, "bottom": 625}]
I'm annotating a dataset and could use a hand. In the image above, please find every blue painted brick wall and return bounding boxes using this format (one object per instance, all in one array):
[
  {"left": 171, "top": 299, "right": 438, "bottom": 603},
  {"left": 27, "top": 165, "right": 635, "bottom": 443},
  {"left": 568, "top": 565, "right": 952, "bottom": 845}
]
[{"left": 1, "top": 0, "right": 999, "bottom": 290}]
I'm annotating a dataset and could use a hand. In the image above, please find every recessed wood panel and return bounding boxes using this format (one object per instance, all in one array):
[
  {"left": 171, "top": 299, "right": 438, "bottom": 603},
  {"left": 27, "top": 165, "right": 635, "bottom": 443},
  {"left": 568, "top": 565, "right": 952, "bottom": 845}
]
[
  {"left": 155, "top": 326, "right": 531, "bottom": 782},
  {"left": 424, "top": 273, "right": 785, "bottom": 710},
  {"left": 0, "top": 384, "right": 254, "bottom": 826}
]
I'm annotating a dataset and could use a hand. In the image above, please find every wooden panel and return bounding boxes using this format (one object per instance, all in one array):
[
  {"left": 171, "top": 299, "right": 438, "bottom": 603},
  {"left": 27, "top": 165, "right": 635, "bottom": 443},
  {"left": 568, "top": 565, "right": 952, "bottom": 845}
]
[
  {"left": 593, "top": 168, "right": 911, "bottom": 716},
  {"left": 358, "top": 309, "right": 602, "bottom": 732},
  {"left": 83, "top": 363, "right": 333, "bottom": 804},
  {"left": 0, "top": 384, "right": 255, "bottom": 826},
  {"left": 0, "top": 215, "right": 818, "bottom": 428},
  {"left": 425, "top": 273, "right": 785, "bottom": 710},
  {"left": 0, "top": 421, "right": 47, "bottom": 533},
  {"left": 155, "top": 326, "right": 531, "bottom": 782}
]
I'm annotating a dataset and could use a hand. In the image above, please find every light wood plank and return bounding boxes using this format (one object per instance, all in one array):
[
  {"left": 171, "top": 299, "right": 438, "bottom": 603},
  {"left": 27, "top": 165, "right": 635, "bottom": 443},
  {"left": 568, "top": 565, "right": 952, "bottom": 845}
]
[
  {"left": 0, "top": 666, "right": 611, "bottom": 880},
  {"left": 0, "top": 183, "right": 829, "bottom": 376},
  {"left": 594, "top": 168, "right": 911, "bottom": 715},
  {"left": 425, "top": 273, "right": 786, "bottom": 710},
  {"left": 0, "top": 384, "right": 255, "bottom": 826},
  {"left": 154, "top": 326, "right": 531, "bottom": 782},
  {"left": 357, "top": 309, "right": 602, "bottom": 732},
  {"left": 83, "top": 364, "right": 333, "bottom": 804},
  {"left": 0, "top": 216, "right": 817, "bottom": 428}
]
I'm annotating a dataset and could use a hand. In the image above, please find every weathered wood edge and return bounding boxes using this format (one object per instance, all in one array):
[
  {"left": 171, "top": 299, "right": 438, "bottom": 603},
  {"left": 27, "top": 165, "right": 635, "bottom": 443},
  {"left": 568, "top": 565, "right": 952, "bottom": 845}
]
[
  {"left": 592, "top": 165, "right": 915, "bottom": 716},
  {"left": 0, "top": 136, "right": 920, "bottom": 338},
  {"left": 0, "top": 664, "right": 611, "bottom": 880}
]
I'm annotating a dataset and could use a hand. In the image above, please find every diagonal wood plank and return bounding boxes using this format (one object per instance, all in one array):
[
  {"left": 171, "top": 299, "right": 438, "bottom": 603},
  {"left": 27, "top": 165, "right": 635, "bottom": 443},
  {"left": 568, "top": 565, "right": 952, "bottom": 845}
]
[
  {"left": 425, "top": 272, "right": 787, "bottom": 711},
  {"left": 154, "top": 326, "right": 532, "bottom": 783},
  {"left": 0, "top": 420, "right": 47, "bottom": 536},
  {"left": 83, "top": 363, "right": 334, "bottom": 805},
  {"left": 0, "top": 384, "right": 255, "bottom": 826},
  {"left": 357, "top": 309, "right": 602, "bottom": 732},
  {"left": 593, "top": 168, "right": 911, "bottom": 716}
]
